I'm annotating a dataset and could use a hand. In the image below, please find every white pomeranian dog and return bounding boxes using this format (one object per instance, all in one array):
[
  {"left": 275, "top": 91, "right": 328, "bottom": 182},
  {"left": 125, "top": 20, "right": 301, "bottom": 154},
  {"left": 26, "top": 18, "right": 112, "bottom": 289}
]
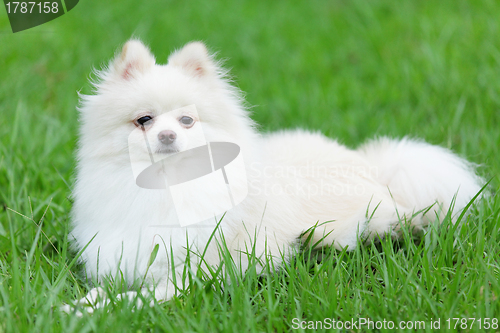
[{"left": 67, "top": 39, "right": 483, "bottom": 312}]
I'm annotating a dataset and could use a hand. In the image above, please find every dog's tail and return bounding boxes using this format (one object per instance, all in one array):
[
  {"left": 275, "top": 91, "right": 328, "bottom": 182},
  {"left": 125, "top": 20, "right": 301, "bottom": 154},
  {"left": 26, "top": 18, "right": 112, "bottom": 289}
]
[{"left": 358, "top": 137, "right": 484, "bottom": 222}]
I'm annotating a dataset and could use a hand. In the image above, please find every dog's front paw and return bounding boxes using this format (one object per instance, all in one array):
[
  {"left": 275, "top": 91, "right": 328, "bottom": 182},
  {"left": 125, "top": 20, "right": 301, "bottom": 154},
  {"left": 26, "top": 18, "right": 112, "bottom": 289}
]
[
  {"left": 60, "top": 287, "right": 147, "bottom": 317},
  {"left": 60, "top": 287, "right": 108, "bottom": 317}
]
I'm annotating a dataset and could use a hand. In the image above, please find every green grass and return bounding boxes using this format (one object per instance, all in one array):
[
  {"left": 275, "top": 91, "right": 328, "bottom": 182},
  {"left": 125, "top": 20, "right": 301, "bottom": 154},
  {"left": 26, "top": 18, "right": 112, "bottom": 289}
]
[{"left": 1, "top": 0, "right": 499, "bottom": 331}]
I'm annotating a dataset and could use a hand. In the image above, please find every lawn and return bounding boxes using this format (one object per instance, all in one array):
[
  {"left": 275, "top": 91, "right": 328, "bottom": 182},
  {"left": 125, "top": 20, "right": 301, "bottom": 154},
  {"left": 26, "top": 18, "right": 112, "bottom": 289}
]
[{"left": 0, "top": 0, "right": 499, "bottom": 332}]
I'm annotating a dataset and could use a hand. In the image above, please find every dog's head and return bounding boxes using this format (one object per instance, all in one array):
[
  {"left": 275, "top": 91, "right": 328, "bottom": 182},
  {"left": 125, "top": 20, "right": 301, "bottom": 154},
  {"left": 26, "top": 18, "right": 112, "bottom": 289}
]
[{"left": 78, "top": 39, "right": 253, "bottom": 164}]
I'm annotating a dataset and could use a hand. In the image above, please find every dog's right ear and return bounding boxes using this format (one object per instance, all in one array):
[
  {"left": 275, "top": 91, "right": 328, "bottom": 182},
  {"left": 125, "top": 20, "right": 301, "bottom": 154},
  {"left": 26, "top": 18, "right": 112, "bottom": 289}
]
[
  {"left": 168, "top": 42, "right": 217, "bottom": 78},
  {"left": 109, "top": 39, "right": 155, "bottom": 80}
]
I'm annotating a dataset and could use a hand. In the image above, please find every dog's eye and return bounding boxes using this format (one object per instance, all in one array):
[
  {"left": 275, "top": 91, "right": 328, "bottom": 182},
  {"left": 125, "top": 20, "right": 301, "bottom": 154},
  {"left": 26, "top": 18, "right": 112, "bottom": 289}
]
[
  {"left": 136, "top": 116, "right": 153, "bottom": 126},
  {"left": 179, "top": 116, "right": 194, "bottom": 127}
]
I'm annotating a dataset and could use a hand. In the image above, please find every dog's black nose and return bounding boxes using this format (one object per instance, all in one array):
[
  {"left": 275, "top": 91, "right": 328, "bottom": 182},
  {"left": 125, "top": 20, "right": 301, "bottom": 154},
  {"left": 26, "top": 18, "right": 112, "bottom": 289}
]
[{"left": 158, "top": 130, "right": 177, "bottom": 145}]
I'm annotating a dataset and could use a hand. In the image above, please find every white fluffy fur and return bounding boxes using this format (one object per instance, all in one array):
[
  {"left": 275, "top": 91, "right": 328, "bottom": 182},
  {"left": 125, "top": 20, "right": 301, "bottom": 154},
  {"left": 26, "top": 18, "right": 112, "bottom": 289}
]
[{"left": 70, "top": 39, "right": 483, "bottom": 308}]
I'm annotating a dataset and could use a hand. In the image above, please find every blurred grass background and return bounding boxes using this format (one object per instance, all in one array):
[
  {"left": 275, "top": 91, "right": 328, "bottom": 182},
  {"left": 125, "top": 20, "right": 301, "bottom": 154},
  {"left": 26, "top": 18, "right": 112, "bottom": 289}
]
[{"left": 0, "top": 0, "right": 499, "bottom": 331}]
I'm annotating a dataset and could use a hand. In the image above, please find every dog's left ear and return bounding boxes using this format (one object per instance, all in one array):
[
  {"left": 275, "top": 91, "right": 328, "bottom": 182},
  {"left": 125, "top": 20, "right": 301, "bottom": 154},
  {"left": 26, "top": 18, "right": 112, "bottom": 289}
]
[
  {"left": 110, "top": 39, "right": 156, "bottom": 80},
  {"left": 168, "top": 42, "right": 217, "bottom": 78}
]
